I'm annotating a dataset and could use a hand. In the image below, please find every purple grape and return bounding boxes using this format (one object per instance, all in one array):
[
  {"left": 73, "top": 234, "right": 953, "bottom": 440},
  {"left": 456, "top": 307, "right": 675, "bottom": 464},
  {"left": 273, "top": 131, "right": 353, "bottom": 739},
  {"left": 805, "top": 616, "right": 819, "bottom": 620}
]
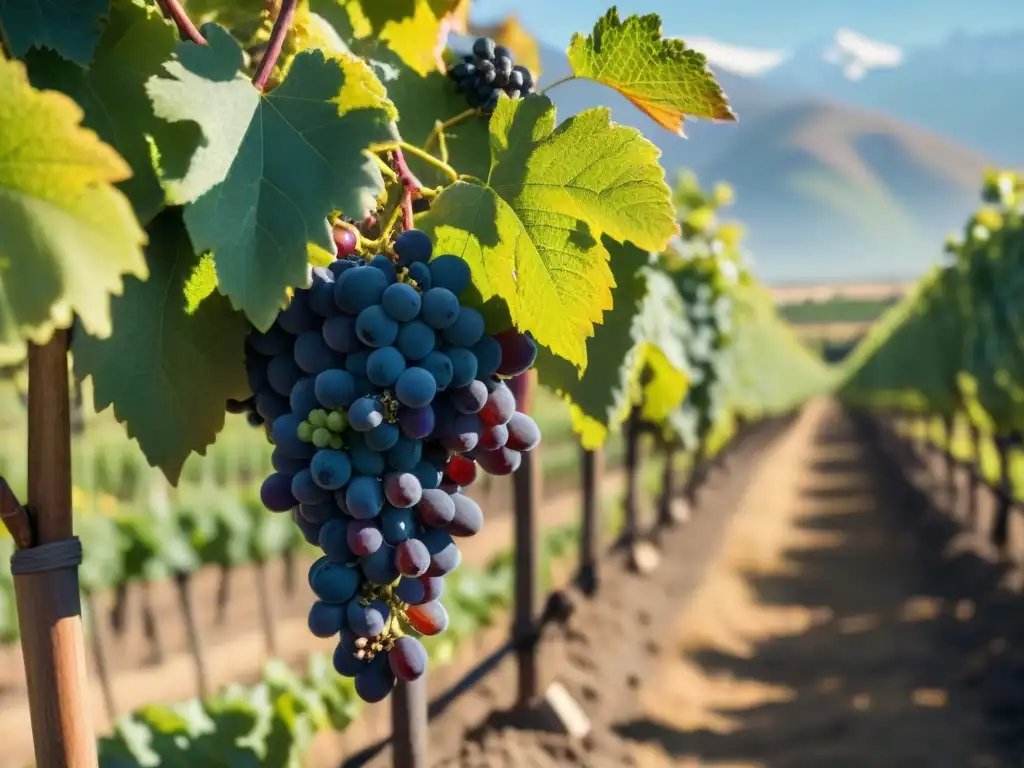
[
  {"left": 389, "top": 635, "right": 428, "bottom": 681},
  {"left": 347, "top": 519, "right": 383, "bottom": 556},
  {"left": 446, "top": 494, "right": 483, "bottom": 537},
  {"left": 396, "top": 538, "right": 430, "bottom": 577},
  {"left": 494, "top": 329, "right": 537, "bottom": 376},
  {"left": 505, "top": 411, "right": 541, "bottom": 452},
  {"left": 384, "top": 472, "right": 423, "bottom": 508},
  {"left": 261, "top": 473, "right": 297, "bottom": 512},
  {"left": 416, "top": 489, "right": 456, "bottom": 527}
]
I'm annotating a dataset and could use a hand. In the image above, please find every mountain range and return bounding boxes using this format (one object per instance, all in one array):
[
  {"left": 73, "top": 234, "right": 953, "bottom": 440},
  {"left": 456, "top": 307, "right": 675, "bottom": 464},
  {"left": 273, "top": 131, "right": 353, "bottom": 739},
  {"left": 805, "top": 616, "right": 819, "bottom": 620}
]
[{"left": 532, "top": 29, "right": 1021, "bottom": 285}]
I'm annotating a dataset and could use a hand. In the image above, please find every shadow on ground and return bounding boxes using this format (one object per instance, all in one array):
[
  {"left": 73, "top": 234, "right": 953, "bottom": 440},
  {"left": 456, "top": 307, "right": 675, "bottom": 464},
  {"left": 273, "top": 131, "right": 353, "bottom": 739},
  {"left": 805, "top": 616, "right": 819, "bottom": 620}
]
[{"left": 617, "top": 410, "right": 1024, "bottom": 768}]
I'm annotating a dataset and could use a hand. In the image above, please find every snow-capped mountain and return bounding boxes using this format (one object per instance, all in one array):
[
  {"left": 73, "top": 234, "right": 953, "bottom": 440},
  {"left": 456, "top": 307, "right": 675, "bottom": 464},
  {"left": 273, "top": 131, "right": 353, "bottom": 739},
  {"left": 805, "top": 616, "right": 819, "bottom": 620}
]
[{"left": 683, "top": 28, "right": 1024, "bottom": 164}]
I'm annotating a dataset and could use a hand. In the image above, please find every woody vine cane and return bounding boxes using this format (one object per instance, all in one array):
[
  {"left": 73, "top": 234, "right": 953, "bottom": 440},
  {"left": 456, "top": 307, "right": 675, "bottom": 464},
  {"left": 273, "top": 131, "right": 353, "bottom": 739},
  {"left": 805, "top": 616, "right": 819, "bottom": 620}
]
[{"left": 1, "top": 331, "right": 98, "bottom": 768}]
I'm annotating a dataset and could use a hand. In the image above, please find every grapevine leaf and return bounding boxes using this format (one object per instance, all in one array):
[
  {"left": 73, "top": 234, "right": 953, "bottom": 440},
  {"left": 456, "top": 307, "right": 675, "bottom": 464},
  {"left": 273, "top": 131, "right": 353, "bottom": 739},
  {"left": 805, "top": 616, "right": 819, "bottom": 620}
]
[
  {"left": 637, "top": 342, "right": 688, "bottom": 423},
  {"left": 566, "top": 8, "right": 734, "bottom": 135},
  {"left": 0, "top": 57, "right": 147, "bottom": 346},
  {"left": 0, "top": 0, "right": 108, "bottom": 65},
  {"left": 341, "top": 0, "right": 461, "bottom": 76},
  {"left": 26, "top": 0, "right": 188, "bottom": 225},
  {"left": 72, "top": 210, "right": 249, "bottom": 485},
  {"left": 635, "top": 269, "right": 691, "bottom": 422},
  {"left": 146, "top": 24, "right": 398, "bottom": 329},
  {"left": 418, "top": 94, "right": 675, "bottom": 370},
  {"left": 534, "top": 238, "right": 649, "bottom": 448}
]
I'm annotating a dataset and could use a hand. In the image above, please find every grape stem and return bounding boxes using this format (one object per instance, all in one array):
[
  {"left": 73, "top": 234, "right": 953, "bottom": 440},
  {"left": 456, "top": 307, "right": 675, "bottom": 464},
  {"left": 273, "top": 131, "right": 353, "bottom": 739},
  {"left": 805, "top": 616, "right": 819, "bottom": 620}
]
[
  {"left": 397, "top": 142, "right": 459, "bottom": 185},
  {"left": 539, "top": 74, "right": 578, "bottom": 96},
  {"left": 156, "top": 0, "right": 206, "bottom": 45},
  {"left": 373, "top": 155, "right": 400, "bottom": 184},
  {"left": 423, "top": 108, "right": 480, "bottom": 157},
  {"left": 252, "top": 0, "right": 298, "bottom": 91}
]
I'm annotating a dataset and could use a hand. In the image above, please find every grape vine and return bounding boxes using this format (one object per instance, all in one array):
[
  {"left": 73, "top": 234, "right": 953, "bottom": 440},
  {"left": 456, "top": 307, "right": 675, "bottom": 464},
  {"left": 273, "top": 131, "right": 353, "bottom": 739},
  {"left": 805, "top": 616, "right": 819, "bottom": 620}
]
[{"left": 0, "top": 0, "right": 740, "bottom": 715}]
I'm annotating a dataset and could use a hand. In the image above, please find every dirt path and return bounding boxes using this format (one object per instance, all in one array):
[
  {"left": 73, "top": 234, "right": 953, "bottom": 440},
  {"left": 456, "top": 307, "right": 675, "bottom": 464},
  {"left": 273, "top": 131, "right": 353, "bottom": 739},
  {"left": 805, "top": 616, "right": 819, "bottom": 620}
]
[{"left": 627, "top": 398, "right": 1024, "bottom": 768}]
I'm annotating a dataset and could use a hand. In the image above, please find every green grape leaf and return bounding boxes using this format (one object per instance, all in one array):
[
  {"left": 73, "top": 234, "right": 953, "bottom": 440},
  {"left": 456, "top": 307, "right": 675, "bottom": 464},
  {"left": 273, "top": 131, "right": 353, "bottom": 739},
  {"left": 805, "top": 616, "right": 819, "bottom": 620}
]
[
  {"left": 418, "top": 94, "right": 675, "bottom": 370},
  {"left": 566, "top": 8, "right": 734, "bottom": 136},
  {"left": 534, "top": 238, "right": 649, "bottom": 448},
  {"left": 146, "top": 24, "right": 398, "bottom": 329},
  {"left": 634, "top": 268, "right": 691, "bottom": 423},
  {"left": 72, "top": 210, "right": 249, "bottom": 484},
  {"left": 26, "top": 0, "right": 188, "bottom": 225},
  {"left": 0, "top": 57, "right": 147, "bottom": 347},
  {"left": 0, "top": 0, "right": 108, "bottom": 65}
]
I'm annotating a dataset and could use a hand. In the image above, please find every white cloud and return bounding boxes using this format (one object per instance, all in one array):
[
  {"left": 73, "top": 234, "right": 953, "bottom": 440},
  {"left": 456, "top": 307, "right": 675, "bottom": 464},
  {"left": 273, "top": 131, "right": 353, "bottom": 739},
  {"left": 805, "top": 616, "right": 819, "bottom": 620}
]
[
  {"left": 681, "top": 36, "right": 790, "bottom": 77},
  {"left": 825, "top": 28, "right": 903, "bottom": 80}
]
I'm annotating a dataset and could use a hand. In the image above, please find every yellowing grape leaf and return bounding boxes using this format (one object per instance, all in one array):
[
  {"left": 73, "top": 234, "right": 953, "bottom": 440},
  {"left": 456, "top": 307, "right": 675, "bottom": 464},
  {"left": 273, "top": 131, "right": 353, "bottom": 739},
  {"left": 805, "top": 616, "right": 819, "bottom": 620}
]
[
  {"left": 566, "top": 8, "right": 734, "bottom": 136},
  {"left": 418, "top": 94, "right": 676, "bottom": 370},
  {"left": 72, "top": 211, "right": 249, "bottom": 485},
  {"left": 146, "top": 24, "right": 398, "bottom": 330},
  {"left": 534, "top": 238, "right": 649, "bottom": 448},
  {"left": 311, "top": 0, "right": 459, "bottom": 76},
  {"left": 0, "top": 0, "right": 108, "bottom": 65},
  {"left": 469, "top": 14, "right": 542, "bottom": 78},
  {"left": 0, "top": 57, "right": 147, "bottom": 347},
  {"left": 637, "top": 342, "right": 689, "bottom": 424},
  {"left": 27, "top": 0, "right": 187, "bottom": 225}
]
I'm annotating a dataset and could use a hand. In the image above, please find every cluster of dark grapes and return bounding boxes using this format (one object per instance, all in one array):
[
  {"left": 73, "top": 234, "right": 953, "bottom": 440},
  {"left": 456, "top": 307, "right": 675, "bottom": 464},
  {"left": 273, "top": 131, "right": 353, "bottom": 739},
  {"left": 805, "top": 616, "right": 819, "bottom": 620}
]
[
  {"left": 227, "top": 227, "right": 361, "bottom": 429},
  {"left": 448, "top": 37, "right": 535, "bottom": 112},
  {"left": 243, "top": 228, "right": 541, "bottom": 704}
]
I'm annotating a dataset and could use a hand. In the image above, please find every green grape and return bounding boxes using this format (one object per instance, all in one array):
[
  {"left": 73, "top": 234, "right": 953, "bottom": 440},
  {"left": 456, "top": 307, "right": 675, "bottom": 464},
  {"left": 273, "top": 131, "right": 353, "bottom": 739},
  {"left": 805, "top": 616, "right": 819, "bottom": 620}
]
[
  {"left": 297, "top": 421, "right": 315, "bottom": 442},
  {"left": 328, "top": 409, "right": 348, "bottom": 432},
  {"left": 313, "top": 427, "right": 332, "bottom": 448},
  {"left": 309, "top": 409, "right": 329, "bottom": 428},
  {"left": 330, "top": 433, "right": 343, "bottom": 450}
]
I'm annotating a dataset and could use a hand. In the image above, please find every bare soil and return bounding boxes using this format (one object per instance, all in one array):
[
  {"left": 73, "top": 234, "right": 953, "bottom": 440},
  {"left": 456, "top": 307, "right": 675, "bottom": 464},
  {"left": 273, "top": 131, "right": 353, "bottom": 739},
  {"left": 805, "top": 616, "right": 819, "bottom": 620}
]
[{"left": 350, "top": 400, "right": 1024, "bottom": 768}]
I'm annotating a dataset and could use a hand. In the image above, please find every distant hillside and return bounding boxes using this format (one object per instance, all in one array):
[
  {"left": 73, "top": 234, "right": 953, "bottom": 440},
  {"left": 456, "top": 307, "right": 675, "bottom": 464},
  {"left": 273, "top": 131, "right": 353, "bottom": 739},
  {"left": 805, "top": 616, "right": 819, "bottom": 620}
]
[
  {"left": 694, "top": 99, "right": 989, "bottom": 283},
  {"left": 534, "top": 45, "right": 990, "bottom": 284}
]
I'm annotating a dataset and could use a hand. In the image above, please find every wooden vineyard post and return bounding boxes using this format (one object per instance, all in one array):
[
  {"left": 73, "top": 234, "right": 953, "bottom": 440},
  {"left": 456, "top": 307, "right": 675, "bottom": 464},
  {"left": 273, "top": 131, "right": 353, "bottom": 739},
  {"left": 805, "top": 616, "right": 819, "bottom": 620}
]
[
  {"left": 577, "top": 447, "right": 602, "bottom": 595},
  {"left": 943, "top": 414, "right": 957, "bottom": 512},
  {"left": 2, "top": 331, "right": 98, "bottom": 768},
  {"left": 657, "top": 442, "right": 677, "bottom": 528},
  {"left": 391, "top": 676, "right": 428, "bottom": 768},
  {"left": 990, "top": 433, "right": 1016, "bottom": 554},
  {"left": 620, "top": 407, "right": 641, "bottom": 548},
  {"left": 512, "top": 371, "right": 541, "bottom": 707},
  {"left": 967, "top": 421, "right": 982, "bottom": 522}
]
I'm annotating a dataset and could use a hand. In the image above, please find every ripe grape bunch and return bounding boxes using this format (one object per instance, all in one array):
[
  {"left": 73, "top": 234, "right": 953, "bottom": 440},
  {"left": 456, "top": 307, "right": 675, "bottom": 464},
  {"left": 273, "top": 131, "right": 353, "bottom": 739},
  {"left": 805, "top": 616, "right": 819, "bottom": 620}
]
[
  {"left": 244, "top": 228, "right": 541, "bottom": 704},
  {"left": 448, "top": 36, "right": 535, "bottom": 113}
]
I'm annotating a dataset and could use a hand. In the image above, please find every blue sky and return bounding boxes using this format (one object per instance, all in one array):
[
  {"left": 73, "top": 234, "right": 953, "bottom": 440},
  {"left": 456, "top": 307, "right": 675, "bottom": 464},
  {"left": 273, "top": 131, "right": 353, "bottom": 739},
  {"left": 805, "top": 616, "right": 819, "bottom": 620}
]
[{"left": 468, "top": 0, "right": 1024, "bottom": 50}]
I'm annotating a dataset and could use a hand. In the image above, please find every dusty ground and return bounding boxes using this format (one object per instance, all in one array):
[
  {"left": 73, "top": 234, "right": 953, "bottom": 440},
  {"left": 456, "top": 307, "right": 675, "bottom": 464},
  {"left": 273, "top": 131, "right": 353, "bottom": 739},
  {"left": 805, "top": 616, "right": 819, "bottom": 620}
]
[
  {"left": 358, "top": 399, "right": 1024, "bottom": 768},
  {"left": 768, "top": 282, "right": 910, "bottom": 305}
]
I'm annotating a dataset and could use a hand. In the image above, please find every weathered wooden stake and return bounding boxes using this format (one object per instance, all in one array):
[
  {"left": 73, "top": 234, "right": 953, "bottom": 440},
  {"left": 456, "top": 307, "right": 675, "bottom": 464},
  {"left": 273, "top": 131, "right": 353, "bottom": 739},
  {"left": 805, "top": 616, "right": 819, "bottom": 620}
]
[
  {"left": 12, "top": 331, "right": 98, "bottom": 767},
  {"left": 253, "top": 560, "right": 277, "bottom": 656},
  {"left": 82, "top": 591, "right": 116, "bottom": 720},
  {"left": 991, "top": 434, "right": 1015, "bottom": 553},
  {"left": 391, "top": 676, "right": 428, "bottom": 768},
  {"left": 943, "top": 414, "right": 957, "bottom": 511},
  {"left": 967, "top": 421, "right": 981, "bottom": 523},
  {"left": 657, "top": 443, "right": 677, "bottom": 527},
  {"left": 577, "top": 447, "right": 602, "bottom": 595},
  {"left": 173, "top": 572, "right": 208, "bottom": 698},
  {"left": 513, "top": 372, "right": 541, "bottom": 707},
  {"left": 621, "top": 408, "right": 641, "bottom": 547}
]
